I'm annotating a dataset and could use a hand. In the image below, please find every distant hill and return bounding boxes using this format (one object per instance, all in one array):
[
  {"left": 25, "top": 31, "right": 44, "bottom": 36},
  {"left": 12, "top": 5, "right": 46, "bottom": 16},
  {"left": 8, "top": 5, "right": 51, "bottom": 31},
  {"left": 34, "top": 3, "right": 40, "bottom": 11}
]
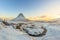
[
  {"left": 0, "top": 19, "right": 3, "bottom": 22},
  {"left": 51, "top": 18, "right": 60, "bottom": 22}
]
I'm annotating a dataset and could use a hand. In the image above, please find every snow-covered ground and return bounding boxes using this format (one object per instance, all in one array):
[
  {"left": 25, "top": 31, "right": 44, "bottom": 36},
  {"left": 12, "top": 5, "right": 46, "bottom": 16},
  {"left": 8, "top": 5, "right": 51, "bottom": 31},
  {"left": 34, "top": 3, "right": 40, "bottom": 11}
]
[{"left": 0, "top": 22, "right": 60, "bottom": 40}]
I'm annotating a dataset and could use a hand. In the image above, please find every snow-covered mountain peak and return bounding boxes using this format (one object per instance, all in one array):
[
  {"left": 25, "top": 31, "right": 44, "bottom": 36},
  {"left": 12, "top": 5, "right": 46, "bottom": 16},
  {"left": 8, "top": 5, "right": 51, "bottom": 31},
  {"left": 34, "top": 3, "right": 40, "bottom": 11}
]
[
  {"left": 12, "top": 13, "right": 29, "bottom": 21},
  {"left": 18, "top": 13, "right": 25, "bottom": 17}
]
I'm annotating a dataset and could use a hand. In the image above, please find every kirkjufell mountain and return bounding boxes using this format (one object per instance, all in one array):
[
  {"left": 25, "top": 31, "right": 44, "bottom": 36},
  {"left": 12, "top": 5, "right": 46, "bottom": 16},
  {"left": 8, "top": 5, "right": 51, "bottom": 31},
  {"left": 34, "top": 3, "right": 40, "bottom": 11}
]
[{"left": 12, "top": 13, "right": 29, "bottom": 21}]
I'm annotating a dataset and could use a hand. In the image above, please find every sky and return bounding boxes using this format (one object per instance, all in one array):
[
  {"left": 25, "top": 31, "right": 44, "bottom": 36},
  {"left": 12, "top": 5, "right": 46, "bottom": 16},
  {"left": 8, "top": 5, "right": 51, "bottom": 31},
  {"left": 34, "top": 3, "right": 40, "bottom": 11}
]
[{"left": 0, "top": 0, "right": 60, "bottom": 20}]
